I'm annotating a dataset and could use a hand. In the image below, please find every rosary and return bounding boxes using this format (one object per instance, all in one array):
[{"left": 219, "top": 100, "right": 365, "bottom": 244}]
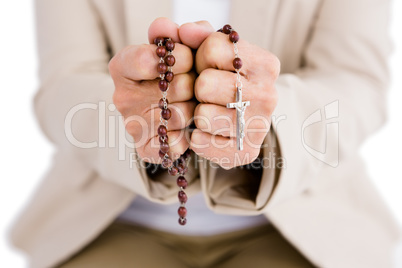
[{"left": 154, "top": 24, "right": 249, "bottom": 225}]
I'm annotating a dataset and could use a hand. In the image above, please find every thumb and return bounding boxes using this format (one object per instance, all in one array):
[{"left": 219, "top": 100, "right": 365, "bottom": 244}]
[
  {"left": 148, "top": 17, "right": 180, "bottom": 44},
  {"left": 179, "top": 21, "right": 215, "bottom": 49}
]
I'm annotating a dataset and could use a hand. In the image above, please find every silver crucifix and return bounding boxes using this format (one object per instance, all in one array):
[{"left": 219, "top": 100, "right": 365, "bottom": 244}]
[{"left": 227, "top": 87, "right": 250, "bottom": 151}]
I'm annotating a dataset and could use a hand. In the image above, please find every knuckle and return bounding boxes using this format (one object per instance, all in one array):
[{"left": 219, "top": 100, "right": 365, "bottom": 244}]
[
  {"left": 270, "top": 88, "right": 279, "bottom": 107},
  {"left": 123, "top": 45, "right": 155, "bottom": 79},
  {"left": 169, "top": 104, "right": 189, "bottom": 129},
  {"left": 125, "top": 116, "right": 149, "bottom": 142},
  {"left": 108, "top": 55, "right": 119, "bottom": 77},
  {"left": 196, "top": 104, "right": 210, "bottom": 120},
  {"left": 259, "top": 89, "right": 274, "bottom": 104},
  {"left": 178, "top": 45, "right": 194, "bottom": 72},
  {"left": 248, "top": 131, "right": 268, "bottom": 149},
  {"left": 250, "top": 116, "right": 269, "bottom": 130},
  {"left": 195, "top": 70, "right": 212, "bottom": 99},
  {"left": 113, "top": 84, "right": 144, "bottom": 116},
  {"left": 174, "top": 73, "right": 187, "bottom": 90},
  {"left": 259, "top": 53, "right": 280, "bottom": 80},
  {"left": 134, "top": 45, "right": 154, "bottom": 78},
  {"left": 268, "top": 55, "right": 281, "bottom": 79},
  {"left": 171, "top": 74, "right": 195, "bottom": 101},
  {"left": 193, "top": 104, "right": 204, "bottom": 128},
  {"left": 113, "top": 90, "right": 133, "bottom": 115},
  {"left": 124, "top": 120, "right": 137, "bottom": 137},
  {"left": 203, "top": 34, "right": 221, "bottom": 66},
  {"left": 112, "top": 91, "right": 125, "bottom": 111},
  {"left": 176, "top": 138, "right": 188, "bottom": 154},
  {"left": 262, "top": 87, "right": 278, "bottom": 114},
  {"left": 255, "top": 84, "right": 278, "bottom": 112},
  {"left": 184, "top": 102, "right": 196, "bottom": 123},
  {"left": 170, "top": 133, "right": 189, "bottom": 159},
  {"left": 135, "top": 147, "right": 146, "bottom": 159},
  {"left": 249, "top": 149, "right": 260, "bottom": 163}
]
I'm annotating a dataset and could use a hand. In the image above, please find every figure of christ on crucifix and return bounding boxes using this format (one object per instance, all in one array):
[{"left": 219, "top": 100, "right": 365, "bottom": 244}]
[{"left": 226, "top": 87, "right": 250, "bottom": 151}]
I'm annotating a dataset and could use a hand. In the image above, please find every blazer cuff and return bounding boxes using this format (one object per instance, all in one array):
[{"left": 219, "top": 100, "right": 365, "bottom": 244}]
[
  {"left": 135, "top": 151, "right": 200, "bottom": 203},
  {"left": 202, "top": 128, "right": 281, "bottom": 215}
]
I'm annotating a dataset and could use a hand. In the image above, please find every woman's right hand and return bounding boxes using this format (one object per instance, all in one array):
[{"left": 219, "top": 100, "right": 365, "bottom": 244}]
[{"left": 109, "top": 18, "right": 194, "bottom": 163}]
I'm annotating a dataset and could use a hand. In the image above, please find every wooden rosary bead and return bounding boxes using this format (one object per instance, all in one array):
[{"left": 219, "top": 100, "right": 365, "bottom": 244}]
[
  {"left": 158, "top": 98, "right": 168, "bottom": 109},
  {"left": 159, "top": 150, "right": 167, "bottom": 158},
  {"left": 178, "top": 190, "right": 188, "bottom": 203},
  {"left": 183, "top": 148, "right": 191, "bottom": 159},
  {"left": 157, "top": 63, "right": 168, "bottom": 74},
  {"left": 154, "top": 37, "right": 164, "bottom": 45},
  {"left": 160, "top": 142, "right": 170, "bottom": 154},
  {"left": 229, "top": 31, "right": 240, "bottom": 43},
  {"left": 169, "top": 166, "right": 178, "bottom": 176},
  {"left": 178, "top": 217, "right": 187, "bottom": 226},
  {"left": 222, "top": 24, "right": 232, "bottom": 34},
  {"left": 177, "top": 176, "right": 188, "bottom": 189},
  {"left": 156, "top": 46, "right": 167, "bottom": 57},
  {"left": 233, "top": 58, "right": 243, "bottom": 70},
  {"left": 177, "top": 156, "right": 186, "bottom": 165},
  {"left": 155, "top": 36, "right": 190, "bottom": 226},
  {"left": 165, "top": 71, "right": 174, "bottom": 82},
  {"left": 178, "top": 207, "right": 187, "bottom": 218},
  {"left": 158, "top": 79, "right": 168, "bottom": 91},
  {"left": 158, "top": 125, "right": 167, "bottom": 136},
  {"left": 165, "top": 55, "right": 176, "bottom": 66},
  {"left": 162, "top": 157, "right": 173, "bottom": 168},
  {"left": 177, "top": 162, "right": 187, "bottom": 174},
  {"left": 161, "top": 108, "right": 172, "bottom": 120},
  {"left": 165, "top": 40, "right": 175, "bottom": 52},
  {"left": 159, "top": 135, "right": 168, "bottom": 144}
]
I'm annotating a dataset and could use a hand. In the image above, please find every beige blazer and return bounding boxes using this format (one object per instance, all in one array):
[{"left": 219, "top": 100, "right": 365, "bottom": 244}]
[{"left": 10, "top": 0, "right": 401, "bottom": 267}]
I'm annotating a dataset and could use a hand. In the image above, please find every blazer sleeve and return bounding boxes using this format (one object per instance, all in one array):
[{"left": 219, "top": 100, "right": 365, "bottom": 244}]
[
  {"left": 204, "top": 0, "right": 391, "bottom": 213},
  {"left": 33, "top": 0, "right": 198, "bottom": 202},
  {"left": 269, "top": 0, "right": 391, "bottom": 206}
]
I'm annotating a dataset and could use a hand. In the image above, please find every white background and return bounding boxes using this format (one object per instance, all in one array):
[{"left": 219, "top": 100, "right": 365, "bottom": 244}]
[{"left": 0, "top": 1, "right": 401, "bottom": 267}]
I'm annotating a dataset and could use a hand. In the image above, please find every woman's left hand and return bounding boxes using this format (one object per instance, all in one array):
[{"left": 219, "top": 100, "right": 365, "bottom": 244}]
[{"left": 179, "top": 22, "right": 280, "bottom": 169}]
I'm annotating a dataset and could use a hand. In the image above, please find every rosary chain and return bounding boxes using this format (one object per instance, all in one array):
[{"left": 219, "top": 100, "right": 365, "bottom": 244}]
[{"left": 155, "top": 36, "right": 189, "bottom": 226}]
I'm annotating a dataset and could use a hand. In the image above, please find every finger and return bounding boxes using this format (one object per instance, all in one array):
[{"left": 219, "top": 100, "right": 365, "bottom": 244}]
[
  {"left": 190, "top": 129, "right": 261, "bottom": 169},
  {"left": 190, "top": 129, "right": 235, "bottom": 168},
  {"left": 149, "top": 101, "right": 196, "bottom": 134},
  {"left": 195, "top": 32, "right": 238, "bottom": 74},
  {"left": 112, "top": 43, "right": 193, "bottom": 81},
  {"left": 148, "top": 17, "right": 181, "bottom": 44},
  {"left": 195, "top": 68, "right": 253, "bottom": 106},
  {"left": 194, "top": 68, "right": 277, "bottom": 120},
  {"left": 124, "top": 101, "right": 196, "bottom": 141},
  {"left": 139, "top": 130, "right": 190, "bottom": 163},
  {"left": 194, "top": 103, "right": 271, "bottom": 138},
  {"left": 195, "top": 32, "right": 280, "bottom": 79},
  {"left": 194, "top": 104, "right": 235, "bottom": 137},
  {"left": 138, "top": 72, "right": 196, "bottom": 103},
  {"left": 179, "top": 21, "right": 215, "bottom": 49},
  {"left": 113, "top": 72, "right": 196, "bottom": 116}
]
